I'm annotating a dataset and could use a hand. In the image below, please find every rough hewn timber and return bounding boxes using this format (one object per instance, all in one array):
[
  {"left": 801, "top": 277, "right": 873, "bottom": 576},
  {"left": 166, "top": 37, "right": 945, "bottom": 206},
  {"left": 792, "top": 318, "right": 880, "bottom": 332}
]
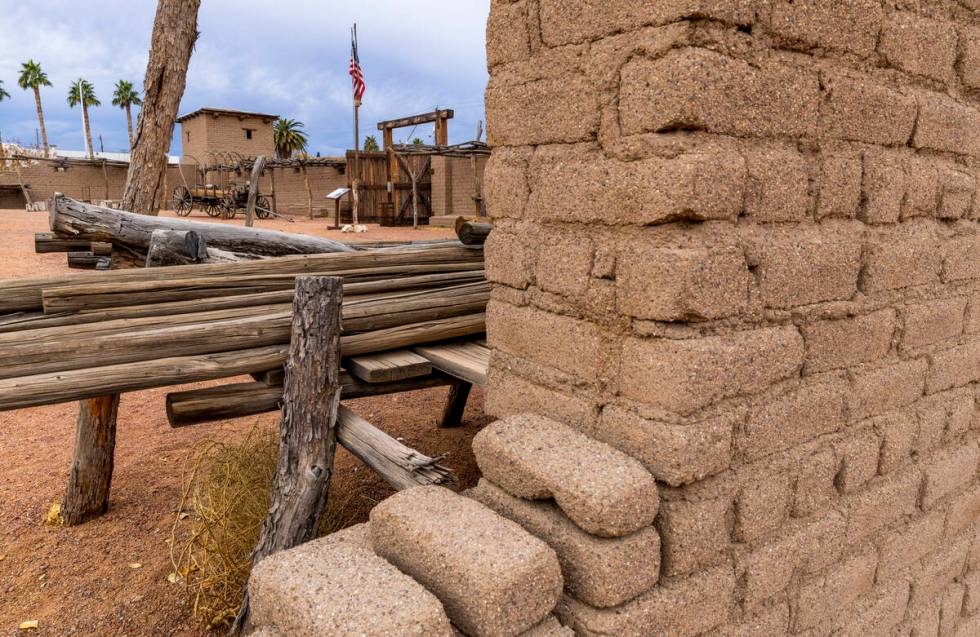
[{"left": 59, "top": 394, "right": 119, "bottom": 525}]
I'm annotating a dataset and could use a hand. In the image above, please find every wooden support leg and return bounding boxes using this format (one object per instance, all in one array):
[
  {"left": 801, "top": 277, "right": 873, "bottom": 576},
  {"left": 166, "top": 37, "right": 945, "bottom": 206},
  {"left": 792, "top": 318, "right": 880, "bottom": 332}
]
[
  {"left": 439, "top": 380, "right": 472, "bottom": 428},
  {"left": 60, "top": 394, "right": 120, "bottom": 525},
  {"left": 234, "top": 276, "right": 343, "bottom": 632}
]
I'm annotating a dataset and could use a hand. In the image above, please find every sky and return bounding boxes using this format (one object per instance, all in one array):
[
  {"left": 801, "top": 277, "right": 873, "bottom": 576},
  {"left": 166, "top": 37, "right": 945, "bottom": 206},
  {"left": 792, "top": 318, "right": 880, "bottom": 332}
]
[{"left": 0, "top": 0, "right": 490, "bottom": 157}]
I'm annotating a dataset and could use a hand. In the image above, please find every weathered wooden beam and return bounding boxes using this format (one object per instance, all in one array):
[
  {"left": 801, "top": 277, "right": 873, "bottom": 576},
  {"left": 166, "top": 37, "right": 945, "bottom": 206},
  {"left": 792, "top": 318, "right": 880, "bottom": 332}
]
[
  {"left": 58, "top": 394, "right": 119, "bottom": 525},
  {"left": 440, "top": 381, "right": 472, "bottom": 428},
  {"left": 376, "top": 109, "right": 454, "bottom": 131},
  {"left": 346, "top": 349, "right": 432, "bottom": 383},
  {"left": 236, "top": 276, "right": 343, "bottom": 630},
  {"left": 413, "top": 340, "right": 490, "bottom": 387},
  {"left": 244, "top": 155, "right": 266, "bottom": 228},
  {"left": 456, "top": 221, "right": 492, "bottom": 246},
  {"left": 67, "top": 251, "right": 111, "bottom": 270},
  {"left": 34, "top": 232, "right": 92, "bottom": 253},
  {"left": 145, "top": 229, "right": 207, "bottom": 267}
]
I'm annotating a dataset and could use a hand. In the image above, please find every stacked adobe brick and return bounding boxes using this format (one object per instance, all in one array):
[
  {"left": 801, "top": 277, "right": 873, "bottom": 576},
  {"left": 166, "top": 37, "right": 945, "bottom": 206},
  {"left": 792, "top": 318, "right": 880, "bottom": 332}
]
[{"left": 484, "top": 0, "right": 980, "bottom": 635}]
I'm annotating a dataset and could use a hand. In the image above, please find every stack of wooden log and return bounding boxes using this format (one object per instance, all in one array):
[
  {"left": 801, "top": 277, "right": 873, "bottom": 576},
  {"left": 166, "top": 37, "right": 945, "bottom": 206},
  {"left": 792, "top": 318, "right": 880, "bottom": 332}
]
[{"left": 0, "top": 241, "right": 487, "bottom": 412}]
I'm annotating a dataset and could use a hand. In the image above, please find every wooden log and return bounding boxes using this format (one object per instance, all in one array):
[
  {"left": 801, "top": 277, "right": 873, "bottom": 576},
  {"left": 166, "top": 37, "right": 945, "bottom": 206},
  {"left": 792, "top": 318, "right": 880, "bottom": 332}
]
[
  {"left": 90, "top": 242, "right": 113, "bottom": 257},
  {"left": 144, "top": 229, "right": 207, "bottom": 267},
  {"left": 440, "top": 381, "right": 472, "bottom": 428},
  {"left": 34, "top": 232, "right": 91, "bottom": 253},
  {"left": 236, "top": 276, "right": 342, "bottom": 630},
  {"left": 67, "top": 251, "right": 111, "bottom": 270},
  {"left": 50, "top": 193, "right": 354, "bottom": 259},
  {"left": 413, "top": 340, "right": 490, "bottom": 387},
  {"left": 0, "top": 314, "right": 485, "bottom": 411},
  {"left": 346, "top": 349, "right": 432, "bottom": 383},
  {"left": 244, "top": 156, "right": 266, "bottom": 228},
  {"left": 0, "top": 243, "right": 480, "bottom": 313},
  {"left": 0, "top": 270, "right": 484, "bottom": 334},
  {"left": 165, "top": 372, "right": 456, "bottom": 427},
  {"left": 58, "top": 394, "right": 119, "bottom": 525},
  {"left": 456, "top": 221, "right": 492, "bottom": 246}
]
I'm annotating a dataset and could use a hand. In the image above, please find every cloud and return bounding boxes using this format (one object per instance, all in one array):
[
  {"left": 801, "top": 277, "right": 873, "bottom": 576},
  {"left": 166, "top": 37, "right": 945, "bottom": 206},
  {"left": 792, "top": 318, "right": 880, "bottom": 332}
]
[{"left": 0, "top": 0, "right": 490, "bottom": 155}]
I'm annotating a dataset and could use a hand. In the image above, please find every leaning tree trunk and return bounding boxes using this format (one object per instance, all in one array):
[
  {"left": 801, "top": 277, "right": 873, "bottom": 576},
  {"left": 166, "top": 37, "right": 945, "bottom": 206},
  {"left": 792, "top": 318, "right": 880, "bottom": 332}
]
[
  {"left": 34, "top": 88, "right": 49, "bottom": 157},
  {"left": 83, "top": 105, "right": 94, "bottom": 160},
  {"left": 125, "top": 103, "right": 134, "bottom": 149},
  {"left": 122, "top": 0, "right": 201, "bottom": 215}
]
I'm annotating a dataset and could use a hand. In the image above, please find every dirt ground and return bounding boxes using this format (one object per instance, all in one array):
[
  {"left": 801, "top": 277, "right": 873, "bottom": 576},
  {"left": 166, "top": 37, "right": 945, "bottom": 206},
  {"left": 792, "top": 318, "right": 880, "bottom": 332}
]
[{"left": 0, "top": 209, "right": 488, "bottom": 636}]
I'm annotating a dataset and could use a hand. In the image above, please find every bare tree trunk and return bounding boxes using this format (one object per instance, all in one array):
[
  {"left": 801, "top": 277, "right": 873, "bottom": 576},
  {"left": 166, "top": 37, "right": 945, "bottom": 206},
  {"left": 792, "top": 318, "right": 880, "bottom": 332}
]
[
  {"left": 34, "top": 87, "right": 49, "bottom": 157},
  {"left": 125, "top": 103, "right": 134, "bottom": 149},
  {"left": 60, "top": 394, "right": 119, "bottom": 525},
  {"left": 83, "top": 104, "right": 94, "bottom": 160},
  {"left": 244, "top": 156, "right": 266, "bottom": 228},
  {"left": 234, "top": 276, "right": 343, "bottom": 632},
  {"left": 122, "top": 0, "right": 200, "bottom": 215}
]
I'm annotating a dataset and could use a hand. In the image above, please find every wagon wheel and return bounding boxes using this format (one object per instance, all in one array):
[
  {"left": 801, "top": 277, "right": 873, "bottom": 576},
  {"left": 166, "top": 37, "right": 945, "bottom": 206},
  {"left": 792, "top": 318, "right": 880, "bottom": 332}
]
[
  {"left": 221, "top": 192, "right": 238, "bottom": 219},
  {"left": 204, "top": 199, "right": 223, "bottom": 217},
  {"left": 172, "top": 186, "right": 192, "bottom": 216},
  {"left": 255, "top": 195, "right": 272, "bottom": 219}
]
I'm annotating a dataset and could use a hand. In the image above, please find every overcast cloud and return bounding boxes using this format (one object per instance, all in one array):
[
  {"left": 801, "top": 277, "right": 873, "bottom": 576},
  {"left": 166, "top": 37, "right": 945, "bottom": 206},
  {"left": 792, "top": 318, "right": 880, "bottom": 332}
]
[{"left": 0, "top": 0, "right": 490, "bottom": 156}]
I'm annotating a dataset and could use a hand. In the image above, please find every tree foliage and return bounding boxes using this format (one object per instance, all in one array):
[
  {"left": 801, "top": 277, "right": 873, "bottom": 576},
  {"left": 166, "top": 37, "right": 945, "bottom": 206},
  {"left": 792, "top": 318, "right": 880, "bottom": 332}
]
[{"left": 273, "top": 118, "right": 309, "bottom": 159}]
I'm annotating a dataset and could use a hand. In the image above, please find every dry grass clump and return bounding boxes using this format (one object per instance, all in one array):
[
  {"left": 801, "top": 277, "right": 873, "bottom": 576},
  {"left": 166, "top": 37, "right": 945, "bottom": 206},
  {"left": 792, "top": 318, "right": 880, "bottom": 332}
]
[{"left": 170, "top": 427, "right": 367, "bottom": 630}]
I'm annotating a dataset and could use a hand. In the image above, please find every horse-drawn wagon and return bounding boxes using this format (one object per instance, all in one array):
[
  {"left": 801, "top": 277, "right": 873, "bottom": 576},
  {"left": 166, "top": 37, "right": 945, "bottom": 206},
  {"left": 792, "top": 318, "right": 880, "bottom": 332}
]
[{"left": 171, "top": 183, "right": 271, "bottom": 219}]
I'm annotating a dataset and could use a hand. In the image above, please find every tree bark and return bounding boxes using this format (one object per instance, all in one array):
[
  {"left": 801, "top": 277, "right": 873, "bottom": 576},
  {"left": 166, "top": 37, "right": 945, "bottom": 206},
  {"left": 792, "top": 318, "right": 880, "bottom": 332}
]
[
  {"left": 244, "top": 156, "right": 266, "bottom": 228},
  {"left": 302, "top": 164, "right": 313, "bottom": 219},
  {"left": 59, "top": 394, "right": 119, "bottom": 525},
  {"left": 125, "top": 103, "right": 134, "bottom": 149},
  {"left": 122, "top": 0, "right": 200, "bottom": 215},
  {"left": 145, "top": 229, "right": 207, "bottom": 267},
  {"left": 235, "top": 276, "right": 343, "bottom": 631},
  {"left": 83, "top": 104, "right": 94, "bottom": 160},
  {"left": 33, "top": 87, "right": 49, "bottom": 157}
]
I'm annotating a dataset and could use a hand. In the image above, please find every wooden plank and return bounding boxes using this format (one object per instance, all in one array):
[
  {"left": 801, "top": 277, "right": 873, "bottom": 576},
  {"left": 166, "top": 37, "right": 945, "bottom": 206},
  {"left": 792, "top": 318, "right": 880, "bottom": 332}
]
[
  {"left": 413, "top": 340, "right": 489, "bottom": 387},
  {"left": 346, "top": 349, "right": 432, "bottom": 383}
]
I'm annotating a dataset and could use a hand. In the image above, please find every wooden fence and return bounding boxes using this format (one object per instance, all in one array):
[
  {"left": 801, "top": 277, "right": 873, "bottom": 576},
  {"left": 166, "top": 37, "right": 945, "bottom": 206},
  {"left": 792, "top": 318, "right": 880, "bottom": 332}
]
[{"left": 345, "top": 151, "right": 432, "bottom": 226}]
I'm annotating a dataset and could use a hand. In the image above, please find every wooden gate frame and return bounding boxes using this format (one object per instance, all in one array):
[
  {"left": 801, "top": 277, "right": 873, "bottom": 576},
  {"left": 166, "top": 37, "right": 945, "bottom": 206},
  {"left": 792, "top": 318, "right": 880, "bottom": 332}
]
[{"left": 376, "top": 109, "right": 453, "bottom": 215}]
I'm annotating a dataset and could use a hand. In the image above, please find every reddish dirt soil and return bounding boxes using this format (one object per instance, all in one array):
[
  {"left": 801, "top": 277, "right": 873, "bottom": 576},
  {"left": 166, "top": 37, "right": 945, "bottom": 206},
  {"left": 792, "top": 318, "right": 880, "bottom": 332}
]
[{"left": 0, "top": 209, "right": 487, "bottom": 635}]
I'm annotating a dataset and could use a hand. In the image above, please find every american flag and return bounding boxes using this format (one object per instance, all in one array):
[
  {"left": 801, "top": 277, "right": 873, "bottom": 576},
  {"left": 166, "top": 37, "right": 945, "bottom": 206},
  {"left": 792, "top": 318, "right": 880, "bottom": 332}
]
[{"left": 349, "top": 25, "right": 365, "bottom": 104}]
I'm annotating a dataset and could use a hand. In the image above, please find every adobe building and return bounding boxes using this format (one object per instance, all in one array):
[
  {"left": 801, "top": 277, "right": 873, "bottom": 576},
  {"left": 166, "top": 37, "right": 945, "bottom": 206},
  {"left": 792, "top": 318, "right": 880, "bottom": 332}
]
[
  {"left": 245, "top": 1, "right": 980, "bottom": 636},
  {"left": 176, "top": 107, "right": 278, "bottom": 162}
]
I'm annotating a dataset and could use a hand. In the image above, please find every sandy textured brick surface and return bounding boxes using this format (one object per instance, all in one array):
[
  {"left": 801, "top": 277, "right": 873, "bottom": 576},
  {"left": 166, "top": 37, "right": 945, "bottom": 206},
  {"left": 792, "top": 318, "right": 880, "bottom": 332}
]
[
  {"left": 369, "top": 486, "right": 562, "bottom": 637},
  {"left": 468, "top": 479, "right": 661, "bottom": 608},
  {"left": 472, "top": 413, "right": 659, "bottom": 537},
  {"left": 248, "top": 540, "right": 453, "bottom": 637}
]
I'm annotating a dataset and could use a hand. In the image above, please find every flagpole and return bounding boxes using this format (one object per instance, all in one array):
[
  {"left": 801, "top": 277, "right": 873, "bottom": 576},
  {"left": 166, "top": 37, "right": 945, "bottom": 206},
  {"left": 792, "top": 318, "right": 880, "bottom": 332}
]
[{"left": 351, "top": 24, "right": 360, "bottom": 227}]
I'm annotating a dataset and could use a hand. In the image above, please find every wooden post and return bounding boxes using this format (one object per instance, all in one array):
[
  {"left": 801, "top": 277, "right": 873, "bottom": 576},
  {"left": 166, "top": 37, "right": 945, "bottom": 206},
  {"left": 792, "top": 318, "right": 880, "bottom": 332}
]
[
  {"left": 234, "top": 275, "right": 343, "bottom": 631},
  {"left": 439, "top": 380, "right": 471, "bottom": 428},
  {"left": 269, "top": 165, "right": 278, "bottom": 215},
  {"left": 244, "top": 155, "right": 266, "bottom": 228},
  {"left": 101, "top": 159, "right": 110, "bottom": 201},
  {"left": 302, "top": 163, "right": 314, "bottom": 219},
  {"left": 58, "top": 394, "right": 120, "bottom": 524}
]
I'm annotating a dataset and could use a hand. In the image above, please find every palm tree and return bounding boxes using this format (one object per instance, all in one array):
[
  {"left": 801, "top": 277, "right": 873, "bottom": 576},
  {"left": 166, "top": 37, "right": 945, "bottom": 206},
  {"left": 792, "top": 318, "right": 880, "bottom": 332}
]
[
  {"left": 273, "top": 118, "right": 308, "bottom": 159},
  {"left": 112, "top": 80, "right": 142, "bottom": 150},
  {"left": 17, "top": 60, "right": 52, "bottom": 156},
  {"left": 363, "top": 135, "right": 380, "bottom": 152},
  {"left": 67, "top": 79, "right": 100, "bottom": 160},
  {"left": 0, "top": 80, "right": 9, "bottom": 102}
]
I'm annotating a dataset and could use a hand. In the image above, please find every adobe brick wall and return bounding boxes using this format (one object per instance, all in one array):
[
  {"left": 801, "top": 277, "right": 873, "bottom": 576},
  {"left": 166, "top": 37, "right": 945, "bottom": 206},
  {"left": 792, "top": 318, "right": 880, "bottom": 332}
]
[
  {"left": 484, "top": 1, "right": 980, "bottom": 635},
  {"left": 180, "top": 111, "right": 275, "bottom": 161},
  {"left": 431, "top": 155, "right": 489, "bottom": 216}
]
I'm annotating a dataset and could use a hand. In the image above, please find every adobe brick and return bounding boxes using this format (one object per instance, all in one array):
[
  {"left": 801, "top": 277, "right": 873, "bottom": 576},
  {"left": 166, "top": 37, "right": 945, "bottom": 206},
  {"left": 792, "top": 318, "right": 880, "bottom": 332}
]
[
  {"left": 921, "top": 442, "right": 980, "bottom": 510},
  {"left": 816, "top": 149, "right": 863, "bottom": 219},
  {"left": 486, "top": 75, "right": 599, "bottom": 147},
  {"left": 942, "top": 235, "right": 980, "bottom": 282},
  {"left": 834, "top": 582, "right": 910, "bottom": 637},
  {"left": 526, "top": 145, "right": 746, "bottom": 226},
  {"left": 555, "top": 563, "right": 736, "bottom": 637},
  {"left": 736, "top": 469, "right": 791, "bottom": 542},
  {"left": 616, "top": 245, "right": 749, "bottom": 321},
  {"left": 955, "top": 615, "right": 980, "bottom": 637},
  {"left": 769, "top": 0, "right": 883, "bottom": 55},
  {"left": 937, "top": 168, "right": 976, "bottom": 220},
  {"left": 904, "top": 156, "right": 941, "bottom": 219},
  {"left": 485, "top": 368, "right": 598, "bottom": 431},
  {"left": 916, "top": 395, "right": 949, "bottom": 457},
  {"left": 902, "top": 298, "right": 968, "bottom": 351},
  {"left": 534, "top": 234, "right": 594, "bottom": 297},
  {"left": 800, "top": 309, "right": 896, "bottom": 374},
  {"left": 486, "top": 0, "right": 530, "bottom": 67},
  {"left": 946, "top": 485, "right": 980, "bottom": 540},
  {"left": 819, "top": 71, "right": 917, "bottom": 146},
  {"left": 963, "top": 568, "right": 980, "bottom": 615},
  {"left": 940, "top": 583, "right": 966, "bottom": 637},
  {"left": 861, "top": 226, "right": 942, "bottom": 293},
  {"left": 739, "top": 379, "right": 847, "bottom": 461},
  {"left": 961, "top": 28, "right": 980, "bottom": 90},
  {"left": 850, "top": 358, "right": 928, "bottom": 420},
  {"left": 860, "top": 149, "right": 906, "bottom": 224},
  {"left": 967, "top": 294, "right": 980, "bottom": 334},
  {"left": 948, "top": 392, "right": 977, "bottom": 440},
  {"left": 484, "top": 146, "right": 531, "bottom": 219},
  {"left": 927, "top": 339, "right": 980, "bottom": 394},
  {"left": 911, "top": 596, "right": 941, "bottom": 637},
  {"left": 485, "top": 231, "right": 533, "bottom": 289},
  {"left": 911, "top": 536, "right": 971, "bottom": 608},
  {"left": 874, "top": 412, "right": 918, "bottom": 474},
  {"left": 845, "top": 469, "right": 920, "bottom": 545},
  {"left": 836, "top": 429, "right": 881, "bottom": 494},
  {"left": 619, "top": 47, "right": 819, "bottom": 139},
  {"left": 745, "top": 224, "right": 863, "bottom": 308},
  {"left": 743, "top": 145, "right": 811, "bottom": 222},
  {"left": 793, "top": 446, "right": 839, "bottom": 517},
  {"left": 913, "top": 92, "right": 980, "bottom": 158},
  {"left": 878, "top": 12, "right": 958, "bottom": 83},
  {"left": 488, "top": 301, "right": 608, "bottom": 381},
  {"left": 877, "top": 510, "right": 945, "bottom": 583},
  {"left": 620, "top": 327, "right": 804, "bottom": 416},
  {"left": 598, "top": 406, "right": 734, "bottom": 486},
  {"left": 702, "top": 603, "right": 789, "bottom": 637},
  {"left": 794, "top": 549, "right": 877, "bottom": 631},
  {"left": 656, "top": 497, "right": 731, "bottom": 577}
]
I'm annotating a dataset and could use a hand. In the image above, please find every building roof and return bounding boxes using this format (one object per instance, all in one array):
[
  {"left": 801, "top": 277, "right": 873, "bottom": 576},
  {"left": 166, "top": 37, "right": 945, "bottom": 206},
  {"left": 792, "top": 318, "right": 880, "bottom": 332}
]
[
  {"left": 54, "top": 149, "right": 181, "bottom": 164},
  {"left": 176, "top": 107, "right": 279, "bottom": 123}
]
